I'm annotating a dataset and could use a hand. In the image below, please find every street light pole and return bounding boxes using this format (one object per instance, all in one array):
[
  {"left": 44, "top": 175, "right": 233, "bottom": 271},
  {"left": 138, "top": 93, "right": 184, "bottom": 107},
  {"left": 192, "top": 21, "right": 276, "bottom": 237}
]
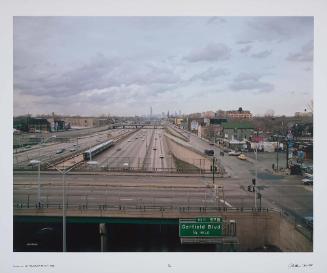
[
  {"left": 62, "top": 172, "right": 66, "bottom": 252},
  {"left": 30, "top": 160, "right": 41, "bottom": 203},
  {"left": 254, "top": 145, "right": 258, "bottom": 210},
  {"left": 49, "top": 163, "right": 79, "bottom": 252},
  {"left": 37, "top": 162, "right": 41, "bottom": 202},
  {"left": 276, "top": 139, "right": 279, "bottom": 172},
  {"left": 212, "top": 156, "right": 215, "bottom": 185}
]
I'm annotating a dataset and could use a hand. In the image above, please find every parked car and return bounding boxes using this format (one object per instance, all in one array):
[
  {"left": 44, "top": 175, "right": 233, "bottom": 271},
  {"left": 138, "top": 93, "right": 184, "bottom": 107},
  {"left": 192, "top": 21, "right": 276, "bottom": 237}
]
[
  {"left": 304, "top": 216, "right": 313, "bottom": 230},
  {"left": 204, "top": 149, "right": 214, "bottom": 156},
  {"left": 302, "top": 173, "right": 313, "bottom": 185},
  {"left": 302, "top": 178, "right": 313, "bottom": 185}
]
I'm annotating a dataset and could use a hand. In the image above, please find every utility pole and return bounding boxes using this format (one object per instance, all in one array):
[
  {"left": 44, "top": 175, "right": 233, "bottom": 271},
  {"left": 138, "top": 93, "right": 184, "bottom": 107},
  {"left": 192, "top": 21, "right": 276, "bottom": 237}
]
[
  {"left": 286, "top": 140, "right": 289, "bottom": 169},
  {"left": 254, "top": 144, "right": 258, "bottom": 210},
  {"left": 276, "top": 139, "right": 279, "bottom": 171},
  {"left": 37, "top": 162, "right": 41, "bottom": 203},
  {"left": 212, "top": 156, "right": 215, "bottom": 185}
]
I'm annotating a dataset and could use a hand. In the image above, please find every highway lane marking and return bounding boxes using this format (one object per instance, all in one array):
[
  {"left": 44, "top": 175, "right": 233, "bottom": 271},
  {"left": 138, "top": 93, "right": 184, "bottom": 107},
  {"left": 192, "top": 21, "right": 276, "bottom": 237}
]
[
  {"left": 220, "top": 199, "right": 233, "bottom": 207},
  {"left": 120, "top": 198, "right": 134, "bottom": 201}
]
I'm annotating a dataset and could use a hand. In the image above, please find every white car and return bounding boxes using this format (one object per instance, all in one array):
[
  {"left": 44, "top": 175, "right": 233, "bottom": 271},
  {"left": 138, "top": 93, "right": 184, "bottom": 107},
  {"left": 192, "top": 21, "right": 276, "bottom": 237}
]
[
  {"left": 122, "top": 162, "right": 129, "bottom": 170},
  {"left": 302, "top": 178, "right": 313, "bottom": 185},
  {"left": 228, "top": 150, "right": 241, "bottom": 156}
]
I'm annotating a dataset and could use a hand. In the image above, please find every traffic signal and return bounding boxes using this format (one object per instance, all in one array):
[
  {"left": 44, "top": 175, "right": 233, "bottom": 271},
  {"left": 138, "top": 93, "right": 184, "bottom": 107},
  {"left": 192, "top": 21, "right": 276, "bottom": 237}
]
[
  {"left": 252, "top": 178, "right": 256, "bottom": 185},
  {"left": 247, "top": 185, "right": 252, "bottom": 192},
  {"left": 210, "top": 165, "right": 218, "bottom": 172}
]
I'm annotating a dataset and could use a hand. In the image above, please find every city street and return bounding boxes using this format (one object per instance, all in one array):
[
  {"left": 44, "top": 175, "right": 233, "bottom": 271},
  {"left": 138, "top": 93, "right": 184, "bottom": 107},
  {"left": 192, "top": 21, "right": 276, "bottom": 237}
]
[{"left": 13, "top": 170, "right": 312, "bottom": 219}]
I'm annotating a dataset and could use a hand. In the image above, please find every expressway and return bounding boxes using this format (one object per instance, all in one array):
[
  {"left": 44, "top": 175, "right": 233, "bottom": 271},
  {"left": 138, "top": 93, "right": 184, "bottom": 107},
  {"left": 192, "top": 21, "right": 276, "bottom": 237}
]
[
  {"left": 13, "top": 123, "right": 313, "bottom": 222},
  {"left": 89, "top": 128, "right": 175, "bottom": 172},
  {"left": 13, "top": 129, "right": 134, "bottom": 168}
]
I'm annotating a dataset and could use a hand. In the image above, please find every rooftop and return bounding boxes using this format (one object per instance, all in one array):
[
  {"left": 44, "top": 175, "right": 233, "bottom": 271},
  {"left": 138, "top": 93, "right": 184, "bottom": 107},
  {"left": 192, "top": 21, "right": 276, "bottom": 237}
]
[{"left": 222, "top": 122, "right": 254, "bottom": 129}]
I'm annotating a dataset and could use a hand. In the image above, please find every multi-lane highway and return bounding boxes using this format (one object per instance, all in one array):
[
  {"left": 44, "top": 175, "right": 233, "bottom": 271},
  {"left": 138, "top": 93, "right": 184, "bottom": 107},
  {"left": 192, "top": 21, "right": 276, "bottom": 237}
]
[
  {"left": 91, "top": 128, "right": 175, "bottom": 171},
  {"left": 13, "top": 123, "right": 313, "bottom": 223},
  {"left": 13, "top": 129, "right": 134, "bottom": 167}
]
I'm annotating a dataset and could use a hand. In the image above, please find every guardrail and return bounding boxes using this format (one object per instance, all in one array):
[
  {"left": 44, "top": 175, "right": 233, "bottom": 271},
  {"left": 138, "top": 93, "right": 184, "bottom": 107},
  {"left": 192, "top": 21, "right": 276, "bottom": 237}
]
[
  {"left": 14, "top": 201, "right": 278, "bottom": 213},
  {"left": 13, "top": 166, "right": 225, "bottom": 175}
]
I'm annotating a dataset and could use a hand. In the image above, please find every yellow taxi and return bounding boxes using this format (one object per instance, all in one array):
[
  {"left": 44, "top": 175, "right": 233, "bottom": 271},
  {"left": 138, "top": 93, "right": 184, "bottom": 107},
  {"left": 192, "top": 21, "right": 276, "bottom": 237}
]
[{"left": 238, "top": 154, "right": 246, "bottom": 160}]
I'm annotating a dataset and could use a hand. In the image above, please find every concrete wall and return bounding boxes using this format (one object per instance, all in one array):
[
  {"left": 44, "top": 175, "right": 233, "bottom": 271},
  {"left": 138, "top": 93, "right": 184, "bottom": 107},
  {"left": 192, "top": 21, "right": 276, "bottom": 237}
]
[
  {"left": 222, "top": 211, "right": 312, "bottom": 251},
  {"left": 165, "top": 133, "right": 212, "bottom": 171},
  {"left": 267, "top": 214, "right": 313, "bottom": 252},
  {"left": 165, "top": 127, "right": 189, "bottom": 142}
]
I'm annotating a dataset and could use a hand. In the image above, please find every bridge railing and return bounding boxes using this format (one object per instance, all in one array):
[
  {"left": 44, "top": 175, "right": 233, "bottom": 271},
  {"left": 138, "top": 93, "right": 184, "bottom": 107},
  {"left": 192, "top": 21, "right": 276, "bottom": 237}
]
[
  {"left": 13, "top": 201, "right": 313, "bottom": 241},
  {"left": 14, "top": 200, "right": 283, "bottom": 214}
]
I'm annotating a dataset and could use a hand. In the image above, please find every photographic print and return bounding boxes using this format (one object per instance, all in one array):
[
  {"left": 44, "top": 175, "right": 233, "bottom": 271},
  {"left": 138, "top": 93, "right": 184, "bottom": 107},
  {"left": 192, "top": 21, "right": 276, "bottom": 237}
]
[{"left": 13, "top": 16, "right": 313, "bottom": 253}]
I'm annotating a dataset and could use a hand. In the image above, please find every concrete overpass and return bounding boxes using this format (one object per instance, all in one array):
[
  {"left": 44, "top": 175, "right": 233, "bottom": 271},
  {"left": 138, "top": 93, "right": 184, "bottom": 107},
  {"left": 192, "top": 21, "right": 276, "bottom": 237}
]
[{"left": 14, "top": 206, "right": 312, "bottom": 251}]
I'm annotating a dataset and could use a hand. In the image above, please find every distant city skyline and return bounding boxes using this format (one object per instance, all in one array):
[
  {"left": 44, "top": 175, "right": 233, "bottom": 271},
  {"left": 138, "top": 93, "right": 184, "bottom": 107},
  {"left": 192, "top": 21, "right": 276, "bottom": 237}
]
[{"left": 14, "top": 17, "right": 313, "bottom": 116}]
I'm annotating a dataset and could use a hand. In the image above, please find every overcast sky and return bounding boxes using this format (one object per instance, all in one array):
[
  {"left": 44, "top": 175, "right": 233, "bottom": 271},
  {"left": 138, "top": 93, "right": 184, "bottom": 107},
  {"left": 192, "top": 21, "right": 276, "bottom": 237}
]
[{"left": 13, "top": 16, "right": 313, "bottom": 116}]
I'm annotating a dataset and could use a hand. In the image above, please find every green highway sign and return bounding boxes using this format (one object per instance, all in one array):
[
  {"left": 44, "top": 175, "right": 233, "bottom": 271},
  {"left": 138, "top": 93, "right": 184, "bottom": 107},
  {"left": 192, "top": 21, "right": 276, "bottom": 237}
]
[
  {"left": 196, "top": 217, "right": 222, "bottom": 223},
  {"left": 179, "top": 217, "right": 223, "bottom": 237}
]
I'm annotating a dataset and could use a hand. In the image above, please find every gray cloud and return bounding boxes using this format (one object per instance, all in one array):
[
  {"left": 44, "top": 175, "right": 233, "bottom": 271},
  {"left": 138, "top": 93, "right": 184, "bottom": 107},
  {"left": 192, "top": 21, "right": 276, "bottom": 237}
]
[
  {"left": 237, "top": 40, "right": 253, "bottom": 44},
  {"left": 13, "top": 17, "right": 313, "bottom": 116},
  {"left": 14, "top": 54, "right": 181, "bottom": 99},
  {"left": 286, "top": 40, "right": 313, "bottom": 62},
  {"left": 184, "top": 43, "right": 231, "bottom": 62},
  {"left": 239, "top": 45, "right": 252, "bottom": 54},
  {"left": 251, "top": 50, "right": 272, "bottom": 58},
  {"left": 230, "top": 73, "right": 274, "bottom": 93},
  {"left": 189, "top": 67, "right": 229, "bottom": 82},
  {"left": 206, "top": 17, "right": 226, "bottom": 25},
  {"left": 246, "top": 17, "right": 313, "bottom": 42}
]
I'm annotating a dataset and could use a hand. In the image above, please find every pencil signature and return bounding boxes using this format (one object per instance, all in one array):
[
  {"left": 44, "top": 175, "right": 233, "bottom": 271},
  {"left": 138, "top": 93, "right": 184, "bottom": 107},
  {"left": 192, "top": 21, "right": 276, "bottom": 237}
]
[{"left": 289, "top": 263, "right": 313, "bottom": 268}]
